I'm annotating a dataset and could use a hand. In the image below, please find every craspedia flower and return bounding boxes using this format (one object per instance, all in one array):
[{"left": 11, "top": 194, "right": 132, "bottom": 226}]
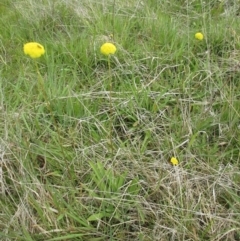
[
  {"left": 170, "top": 157, "right": 179, "bottom": 166},
  {"left": 195, "top": 32, "right": 204, "bottom": 40},
  {"left": 100, "top": 42, "right": 116, "bottom": 56},
  {"left": 23, "top": 42, "right": 45, "bottom": 58}
]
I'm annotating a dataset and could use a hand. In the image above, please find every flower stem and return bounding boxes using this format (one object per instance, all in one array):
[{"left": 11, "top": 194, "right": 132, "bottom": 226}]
[
  {"left": 108, "top": 56, "right": 114, "bottom": 160},
  {"left": 34, "top": 61, "right": 73, "bottom": 180},
  {"left": 35, "top": 61, "right": 54, "bottom": 118}
]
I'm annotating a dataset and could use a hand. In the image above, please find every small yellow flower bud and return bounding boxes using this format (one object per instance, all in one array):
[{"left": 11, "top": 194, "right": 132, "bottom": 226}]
[
  {"left": 170, "top": 157, "right": 179, "bottom": 166},
  {"left": 195, "top": 32, "right": 204, "bottom": 40},
  {"left": 100, "top": 42, "right": 117, "bottom": 56},
  {"left": 23, "top": 42, "right": 45, "bottom": 58}
]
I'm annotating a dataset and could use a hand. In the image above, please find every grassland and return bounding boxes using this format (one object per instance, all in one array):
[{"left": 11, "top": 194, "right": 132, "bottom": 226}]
[{"left": 1, "top": 0, "right": 240, "bottom": 240}]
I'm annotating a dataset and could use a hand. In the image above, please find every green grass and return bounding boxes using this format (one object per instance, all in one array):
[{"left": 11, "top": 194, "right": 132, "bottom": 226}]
[{"left": 1, "top": 0, "right": 240, "bottom": 240}]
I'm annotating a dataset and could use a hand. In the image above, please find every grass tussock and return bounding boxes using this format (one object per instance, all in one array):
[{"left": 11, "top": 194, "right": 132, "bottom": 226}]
[{"left": 1, "top": 0, "right": 240, "bottom": 240}]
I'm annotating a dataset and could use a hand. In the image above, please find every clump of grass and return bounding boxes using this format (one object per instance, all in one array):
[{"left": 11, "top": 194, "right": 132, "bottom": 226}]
[{"left": 1, "top": 0, "right": 240, "bottom": 240}]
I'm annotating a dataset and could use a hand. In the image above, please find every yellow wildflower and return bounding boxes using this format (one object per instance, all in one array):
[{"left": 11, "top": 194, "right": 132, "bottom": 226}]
[
  {"left": 23, "top": 42, "right": 45, "bottom": 58},
  {"left": 100, "top": 42, "right": 116, "bottom": 56},
  {"left": 195, "top": 32, "right": 204, "bottom": 40},
  {"left": 170, "top": 157, "right": 179, "bottom": 166}
]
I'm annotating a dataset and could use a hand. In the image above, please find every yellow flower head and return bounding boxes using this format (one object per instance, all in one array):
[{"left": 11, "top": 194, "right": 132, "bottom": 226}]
[
  {"left": 170, "top": 157, "right": 179, "bottom": 166},
  {"left": 23, "top": 42, "right": 45, "bottom": 58},
  {"left": 195, "top": 32, "right": 204, "bottom": 41},
  {"left": 100, "top": 42, "right": 116, "bottom": 56}
]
